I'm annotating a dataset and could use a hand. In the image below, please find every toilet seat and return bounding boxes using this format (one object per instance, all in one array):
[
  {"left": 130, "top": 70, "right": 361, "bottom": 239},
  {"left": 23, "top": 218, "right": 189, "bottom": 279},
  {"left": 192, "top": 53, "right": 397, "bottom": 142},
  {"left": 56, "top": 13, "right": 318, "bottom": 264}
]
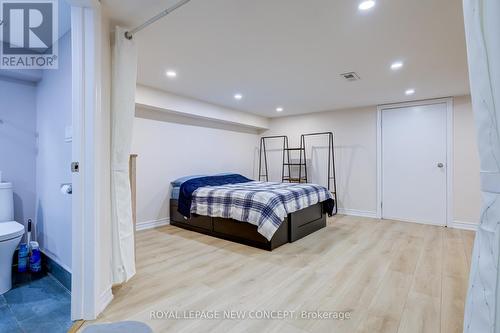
[{"left": 0, "top": 222, "right": 24, "bottom": 242}]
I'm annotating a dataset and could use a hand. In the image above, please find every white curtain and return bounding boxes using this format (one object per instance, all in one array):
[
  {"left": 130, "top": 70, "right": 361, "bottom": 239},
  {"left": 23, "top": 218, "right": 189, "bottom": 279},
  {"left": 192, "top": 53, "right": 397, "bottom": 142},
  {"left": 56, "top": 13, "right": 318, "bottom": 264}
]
[
  {"left": 110, "top": 27, "right": 138, "bottom": 284},
  {"left": 462, "top": 1, "right": 500, "bottom": 332}
]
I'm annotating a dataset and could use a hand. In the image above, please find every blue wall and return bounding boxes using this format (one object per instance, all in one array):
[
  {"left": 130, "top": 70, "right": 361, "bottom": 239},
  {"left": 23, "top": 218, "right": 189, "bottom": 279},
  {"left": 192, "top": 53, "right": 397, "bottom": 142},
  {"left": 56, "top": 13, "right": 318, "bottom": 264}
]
[
  {"left": 35, "top": 31, "right": 73, "bottom": 271},
  {"left": 0, "top": 31, "right": 72, "bottom": 272},
  {"left": 0, "top": 78, "right": 37, "bottom": 231}
]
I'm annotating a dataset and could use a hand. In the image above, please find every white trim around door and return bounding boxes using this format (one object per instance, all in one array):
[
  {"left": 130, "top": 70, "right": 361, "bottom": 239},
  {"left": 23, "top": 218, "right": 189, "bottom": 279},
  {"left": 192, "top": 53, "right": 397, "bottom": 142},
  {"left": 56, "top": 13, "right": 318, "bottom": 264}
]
[
  {"left": 376, "top": 98, "right": 454, "bottom": 227},
  {"left": 70, "top": 0, "right": 103, "bottom": 320}
]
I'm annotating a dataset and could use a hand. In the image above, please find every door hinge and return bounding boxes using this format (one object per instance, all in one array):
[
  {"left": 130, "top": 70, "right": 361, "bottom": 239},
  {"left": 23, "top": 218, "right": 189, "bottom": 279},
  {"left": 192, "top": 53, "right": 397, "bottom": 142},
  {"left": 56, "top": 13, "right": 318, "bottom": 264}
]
[{"left": 71, "top": 162, "right": 80, "bottom": 173}]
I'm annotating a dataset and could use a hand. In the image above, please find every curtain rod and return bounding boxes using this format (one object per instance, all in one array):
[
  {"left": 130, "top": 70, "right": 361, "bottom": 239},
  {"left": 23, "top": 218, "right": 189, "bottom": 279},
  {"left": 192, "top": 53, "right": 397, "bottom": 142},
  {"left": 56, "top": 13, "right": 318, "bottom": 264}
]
[{"left": 124, "top": 0, "right": 192, "bottom": 40}]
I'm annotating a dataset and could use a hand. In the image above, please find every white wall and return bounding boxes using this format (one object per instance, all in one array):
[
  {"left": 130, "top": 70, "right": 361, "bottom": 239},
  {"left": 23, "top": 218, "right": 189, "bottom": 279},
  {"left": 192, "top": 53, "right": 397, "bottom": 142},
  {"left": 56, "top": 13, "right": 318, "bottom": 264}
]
[
  {"left": 131, "top": 108, "right": 260, "bottom": 227},
  {"left": 35, "top": 32, "right": 72, "bottom": 271},
  {"left": 263, "top": 96, "right": 481, "bottom": 224},
  {"left": 453, "top": 95, "right": 481, "bottom": 225},
  {"left": 0, "top": 78, "right": 37, "bottom": 231},
  {"left": 264, "top": 106, "right": 378, "bottom": 214}
]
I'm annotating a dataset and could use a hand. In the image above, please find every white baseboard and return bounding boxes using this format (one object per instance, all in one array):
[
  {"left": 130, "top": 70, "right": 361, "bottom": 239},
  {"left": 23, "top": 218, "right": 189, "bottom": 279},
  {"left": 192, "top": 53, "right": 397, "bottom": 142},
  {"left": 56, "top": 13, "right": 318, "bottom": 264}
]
[
  {"left": 337, "top": 208, "right": 378, "bottom": 219},
  {"left": 97, "top": 287, "right": 113, "bottom": 315},
  {"left": 136, "top": 217, "right": 170, "bottom": 231},
  {"left": 450, "top": 220, "right": 478, "bottom": 231},
  {"left": 382, "top": 215, "right": 446, "bottom": 227},
  {"left": 134, "top": 214, "right": 477, "bottom": 232}
]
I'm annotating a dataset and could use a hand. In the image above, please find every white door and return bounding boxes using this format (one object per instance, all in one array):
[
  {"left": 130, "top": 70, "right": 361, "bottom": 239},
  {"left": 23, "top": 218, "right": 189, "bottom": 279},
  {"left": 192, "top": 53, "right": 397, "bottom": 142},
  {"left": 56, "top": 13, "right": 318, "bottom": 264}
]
[{"left": 381, "top": 102, "right": 448, "bottom": 225}]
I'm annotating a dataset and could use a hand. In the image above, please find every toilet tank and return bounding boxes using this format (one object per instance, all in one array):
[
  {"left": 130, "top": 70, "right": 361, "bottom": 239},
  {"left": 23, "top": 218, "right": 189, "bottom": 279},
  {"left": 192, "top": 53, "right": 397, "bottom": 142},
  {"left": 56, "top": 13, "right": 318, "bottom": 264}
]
[{"left": 0, "top": 183, "right": 14, "bottom": 222}]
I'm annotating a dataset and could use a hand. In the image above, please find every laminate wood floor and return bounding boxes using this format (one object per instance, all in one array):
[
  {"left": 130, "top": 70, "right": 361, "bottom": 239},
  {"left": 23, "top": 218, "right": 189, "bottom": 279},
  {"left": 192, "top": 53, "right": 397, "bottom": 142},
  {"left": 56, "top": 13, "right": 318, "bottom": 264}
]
[{"left": 82, "top": 215, "right": 475, "bottom": 333}]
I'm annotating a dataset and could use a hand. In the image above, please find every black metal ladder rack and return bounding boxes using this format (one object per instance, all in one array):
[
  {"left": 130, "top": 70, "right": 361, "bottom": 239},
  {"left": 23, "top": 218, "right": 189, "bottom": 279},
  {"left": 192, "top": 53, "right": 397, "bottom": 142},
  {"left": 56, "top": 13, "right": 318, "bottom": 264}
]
[
  {"left": 258, "top": 132, "right": 338, "bottom": 215},
  {"left": 282, "top": 145, "right": 307, "bottom": 183}
]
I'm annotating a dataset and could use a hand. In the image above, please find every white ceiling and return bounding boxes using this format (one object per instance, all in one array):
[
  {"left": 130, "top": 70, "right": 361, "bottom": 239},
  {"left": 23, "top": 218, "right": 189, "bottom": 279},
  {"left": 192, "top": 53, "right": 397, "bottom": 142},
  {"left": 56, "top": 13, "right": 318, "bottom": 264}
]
[{"left": 103, "top": 0, "right": 470, "bottom": 117}]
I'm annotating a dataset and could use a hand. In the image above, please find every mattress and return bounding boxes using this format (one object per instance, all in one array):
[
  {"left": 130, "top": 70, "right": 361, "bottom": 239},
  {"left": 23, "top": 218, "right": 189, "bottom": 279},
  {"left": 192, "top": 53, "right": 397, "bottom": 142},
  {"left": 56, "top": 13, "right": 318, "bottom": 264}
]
[
  {"left": 171, "top": 186, "right": 180, "bottom": 200},
  {"left": 180, "top": 177, "right": 334, "bottom": 240}
]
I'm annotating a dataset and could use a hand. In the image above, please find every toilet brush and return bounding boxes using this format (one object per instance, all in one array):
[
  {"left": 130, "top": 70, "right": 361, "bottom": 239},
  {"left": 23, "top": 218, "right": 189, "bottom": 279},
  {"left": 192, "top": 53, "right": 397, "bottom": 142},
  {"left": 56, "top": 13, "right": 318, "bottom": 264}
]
[{"left": 27, "top": 219, "right": 31, "bottom": 245}]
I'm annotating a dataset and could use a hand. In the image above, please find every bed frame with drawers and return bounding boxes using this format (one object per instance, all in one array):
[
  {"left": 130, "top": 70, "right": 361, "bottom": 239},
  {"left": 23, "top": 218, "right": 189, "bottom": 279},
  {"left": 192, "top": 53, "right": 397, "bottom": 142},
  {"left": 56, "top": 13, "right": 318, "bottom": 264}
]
[{"left": 169, "top": 199, "right": 327, "bottom": 251}]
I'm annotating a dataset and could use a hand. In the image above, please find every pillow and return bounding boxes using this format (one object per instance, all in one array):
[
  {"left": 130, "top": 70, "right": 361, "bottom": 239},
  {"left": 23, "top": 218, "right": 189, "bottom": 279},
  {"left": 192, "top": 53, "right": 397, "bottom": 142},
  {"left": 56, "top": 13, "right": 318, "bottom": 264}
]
[{"left": 171, "top": 175, "right": 207, "bottom": 187}]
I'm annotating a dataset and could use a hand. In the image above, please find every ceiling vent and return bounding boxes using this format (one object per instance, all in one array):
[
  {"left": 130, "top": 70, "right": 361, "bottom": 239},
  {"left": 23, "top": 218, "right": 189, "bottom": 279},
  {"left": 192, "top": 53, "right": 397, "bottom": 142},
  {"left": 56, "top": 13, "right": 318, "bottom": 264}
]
[{"left": 340, "top": 72, "right": 361, "bottom": 81}]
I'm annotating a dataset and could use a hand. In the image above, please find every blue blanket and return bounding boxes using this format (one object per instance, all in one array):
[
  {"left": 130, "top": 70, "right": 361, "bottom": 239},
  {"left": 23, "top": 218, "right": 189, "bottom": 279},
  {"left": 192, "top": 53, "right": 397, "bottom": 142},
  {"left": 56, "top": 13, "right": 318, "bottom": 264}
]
[{"left": 178, "top": 174, "right": 252, "bottom": 217}]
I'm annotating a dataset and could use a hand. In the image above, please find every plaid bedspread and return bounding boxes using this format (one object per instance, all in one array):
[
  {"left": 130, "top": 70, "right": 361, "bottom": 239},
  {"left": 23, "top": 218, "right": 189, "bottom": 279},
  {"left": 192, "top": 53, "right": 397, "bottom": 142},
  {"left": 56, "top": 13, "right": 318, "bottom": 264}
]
[{"left": 191, "top": 181, "right": 334, "bottom": 240}]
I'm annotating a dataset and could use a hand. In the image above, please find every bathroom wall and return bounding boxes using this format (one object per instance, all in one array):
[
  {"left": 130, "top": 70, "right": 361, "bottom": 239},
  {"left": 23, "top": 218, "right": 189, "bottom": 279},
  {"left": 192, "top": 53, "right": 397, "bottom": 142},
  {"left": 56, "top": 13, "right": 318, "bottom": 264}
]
[
  {"left": 35, "top": 31, "right": 73, "bottom": 271},
  {"left": 0, "top": 78, "right": 37, "bottom": 229}
]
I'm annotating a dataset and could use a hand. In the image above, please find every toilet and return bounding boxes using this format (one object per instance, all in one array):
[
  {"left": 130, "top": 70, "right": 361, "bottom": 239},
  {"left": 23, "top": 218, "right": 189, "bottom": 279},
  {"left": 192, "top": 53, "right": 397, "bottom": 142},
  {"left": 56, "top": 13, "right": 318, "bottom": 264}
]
[{"left": 0, "top": 182, "right": 25, "bottom": 295}]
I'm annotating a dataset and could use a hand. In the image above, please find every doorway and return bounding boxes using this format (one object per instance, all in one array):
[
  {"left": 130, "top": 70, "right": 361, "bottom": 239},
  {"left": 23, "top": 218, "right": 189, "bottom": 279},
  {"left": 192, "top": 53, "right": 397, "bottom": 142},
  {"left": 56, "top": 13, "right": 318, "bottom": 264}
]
[{"left": 377, "top": 99, "right": 453, "bottom": 226}]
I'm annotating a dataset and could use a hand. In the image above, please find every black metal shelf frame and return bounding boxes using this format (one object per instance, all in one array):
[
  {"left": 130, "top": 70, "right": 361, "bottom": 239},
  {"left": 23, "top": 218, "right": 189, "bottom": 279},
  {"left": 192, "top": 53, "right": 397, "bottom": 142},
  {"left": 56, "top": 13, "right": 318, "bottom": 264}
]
[
  {"left": 258, "top": 136, "right": 291, "bottom": 182},
  {"left": 258, "top": 132, "right": 338, "bottom": 215},
  {"left": 300, "top": 132, "right": 338, "bottom": 215}
]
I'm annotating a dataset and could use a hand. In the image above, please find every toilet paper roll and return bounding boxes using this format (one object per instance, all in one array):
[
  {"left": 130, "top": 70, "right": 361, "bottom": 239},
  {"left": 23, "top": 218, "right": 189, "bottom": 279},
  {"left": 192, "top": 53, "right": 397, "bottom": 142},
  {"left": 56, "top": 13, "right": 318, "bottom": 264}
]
[{"left": 60, "top": 184, "right": 72, "bottom": 195}]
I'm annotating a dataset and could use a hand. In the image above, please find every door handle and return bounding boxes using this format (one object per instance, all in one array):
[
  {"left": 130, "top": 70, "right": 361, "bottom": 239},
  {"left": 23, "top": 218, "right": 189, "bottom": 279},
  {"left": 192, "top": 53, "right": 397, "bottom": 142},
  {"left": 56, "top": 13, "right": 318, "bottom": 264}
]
[{"left": 437, "top": 163, "right": 444, "bottom": 168}]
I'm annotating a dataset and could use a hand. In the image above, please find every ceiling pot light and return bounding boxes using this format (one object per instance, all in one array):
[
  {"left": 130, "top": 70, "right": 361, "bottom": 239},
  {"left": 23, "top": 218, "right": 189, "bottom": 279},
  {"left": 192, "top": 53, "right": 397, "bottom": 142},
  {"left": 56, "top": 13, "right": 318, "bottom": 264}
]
[
  {"left": 234, "top": 93, "right": 243, "bottom": 100},
  {"left": 166, "top": 70, "right": 177, "bottom": 78},
  {"left": 276, "top": 107, "right": 284, "bottom": 112},
  {"left": 358, "top": 0, "right": 375, "bottom": 10},
  {"left": 391, "top": 61, "right": 403, "bottom": 70},
  {"left": 405, "top": 89, "right": 415, "bottom": 95}
]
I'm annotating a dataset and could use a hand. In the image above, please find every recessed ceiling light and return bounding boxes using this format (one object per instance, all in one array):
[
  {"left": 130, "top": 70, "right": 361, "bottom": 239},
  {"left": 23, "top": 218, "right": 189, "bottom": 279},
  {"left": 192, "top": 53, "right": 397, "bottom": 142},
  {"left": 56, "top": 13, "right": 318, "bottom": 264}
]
[
  {"left": 234, "top": 93, "right": 243, "bottom": 100},
  {"left": 391, "top": 61, "right": 404, "bottom": 70},
  {"left": 405, "top": 89, "right": 415, "bottom": 95},
  {"left": 166, "top": 70, "right": 177, "bottom": 78},
  {"left": 358, "top": 0, "right": 375, "bottom": 10},
  {"left": 276, "top": 107, "right": 284, "bottom": 112}
]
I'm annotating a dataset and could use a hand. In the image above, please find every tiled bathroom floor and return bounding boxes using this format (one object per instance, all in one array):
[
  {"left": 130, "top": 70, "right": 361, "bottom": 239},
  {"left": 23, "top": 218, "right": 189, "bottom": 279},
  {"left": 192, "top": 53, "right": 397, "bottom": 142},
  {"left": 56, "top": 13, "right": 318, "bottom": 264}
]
[{"left": 0, "top": 275, "right": 72, "bottom": 333}]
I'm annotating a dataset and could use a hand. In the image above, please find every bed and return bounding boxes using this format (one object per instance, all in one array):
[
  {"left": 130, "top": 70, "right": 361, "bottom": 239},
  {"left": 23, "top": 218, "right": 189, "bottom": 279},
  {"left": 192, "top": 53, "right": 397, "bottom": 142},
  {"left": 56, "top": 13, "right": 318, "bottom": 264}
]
[{"left": 170, "top": 174, "right": 335, "bottom": 250}]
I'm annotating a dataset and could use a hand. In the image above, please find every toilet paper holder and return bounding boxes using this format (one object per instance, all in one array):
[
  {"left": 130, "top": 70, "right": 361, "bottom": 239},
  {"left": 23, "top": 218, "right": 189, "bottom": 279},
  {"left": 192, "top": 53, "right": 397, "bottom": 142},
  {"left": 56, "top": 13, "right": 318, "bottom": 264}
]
[{"left": 60, "top": 183, "right": 72, "bottom": 195}]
